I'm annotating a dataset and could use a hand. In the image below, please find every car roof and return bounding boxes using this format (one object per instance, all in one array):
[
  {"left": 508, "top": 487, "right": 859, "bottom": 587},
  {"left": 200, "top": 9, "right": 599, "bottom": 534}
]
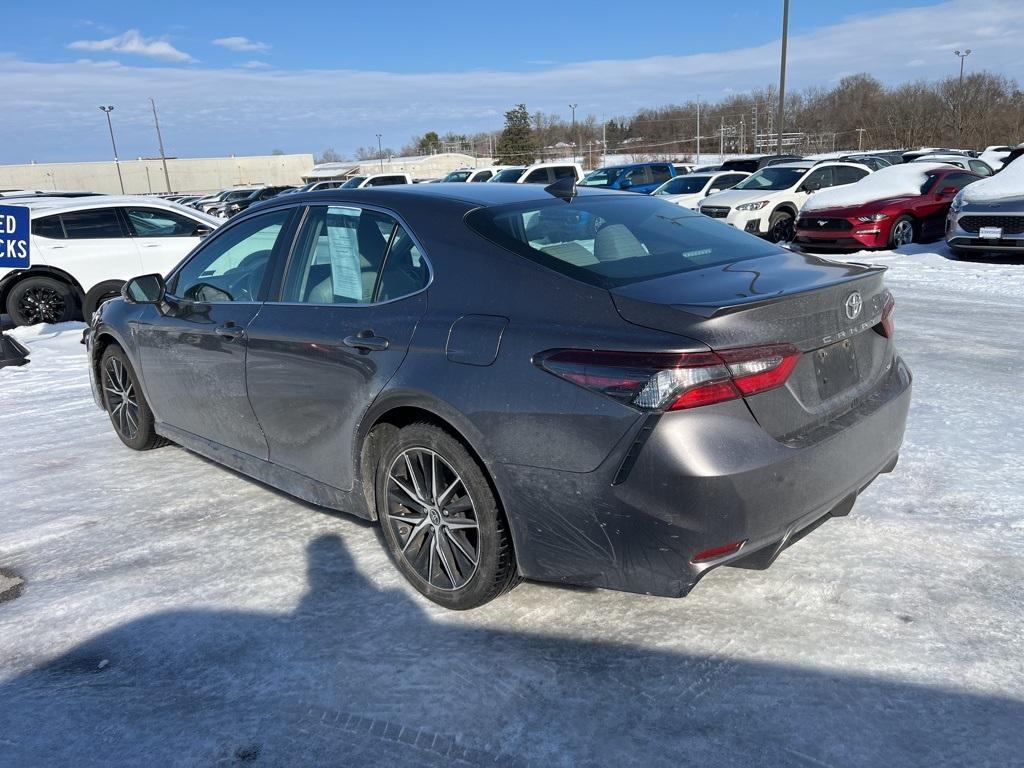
[
  {"left": 251, "top": 181, "right": 626, "bottom": 211},
  {"left": 915, "top": 154, "right": 971, "bottom": 162},
  {"left": 12, "top": 194, "right": 218, "bottom": 220}
]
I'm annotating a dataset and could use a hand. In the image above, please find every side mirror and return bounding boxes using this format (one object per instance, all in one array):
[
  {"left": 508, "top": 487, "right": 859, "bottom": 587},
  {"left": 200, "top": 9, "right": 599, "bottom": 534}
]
[
  {"left": 802, "top": 181, "right": 821, "bottom": 193},
  {"left": 708, "top": 187, "right": 723, "bottom": 195},
  {"left": 122, "top": 273, "right": 166, "bottom": 305},
  {"left": 194, "top": 224, "right": 213, "bottom": 238},
  {"left": 619, "top": 177, "right": 633, "bottom": 188},
  {"left": 938, "top": 186, "right": 957, "bottom": 197}
]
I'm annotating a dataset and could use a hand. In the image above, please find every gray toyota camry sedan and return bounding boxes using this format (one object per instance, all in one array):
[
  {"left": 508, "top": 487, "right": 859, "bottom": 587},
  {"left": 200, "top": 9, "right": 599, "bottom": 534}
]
[{"left": 85, "top": 182, "right": 911, "bottom": 609}]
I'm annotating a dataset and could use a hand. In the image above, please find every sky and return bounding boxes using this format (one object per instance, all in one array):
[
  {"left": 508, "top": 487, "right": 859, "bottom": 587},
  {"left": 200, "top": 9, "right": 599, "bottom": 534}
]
[{"left": 1, "top": 0, "right": 1022, "bottom": 164}]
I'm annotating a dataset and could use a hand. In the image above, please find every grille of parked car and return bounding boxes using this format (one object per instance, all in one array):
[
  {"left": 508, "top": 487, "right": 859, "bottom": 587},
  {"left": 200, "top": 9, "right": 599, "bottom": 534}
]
[
  {"left": 958, "top": 215, "right": 1024, "bottom": 234},
  {"left": 700, "top": 206, "right": 730, "bottom": 219},
  {"left": 797, "top": 217, "right": 853, "bottom": 231}
]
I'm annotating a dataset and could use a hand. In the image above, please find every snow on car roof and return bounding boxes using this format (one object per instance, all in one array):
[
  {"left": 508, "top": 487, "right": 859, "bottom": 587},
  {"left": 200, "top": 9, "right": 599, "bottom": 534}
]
[
  {"left": 961, "top": 155, "right": 1024, "bottom": 203},
  {"left": 802, "top": 163, "right": 948, "bottom": 212}
]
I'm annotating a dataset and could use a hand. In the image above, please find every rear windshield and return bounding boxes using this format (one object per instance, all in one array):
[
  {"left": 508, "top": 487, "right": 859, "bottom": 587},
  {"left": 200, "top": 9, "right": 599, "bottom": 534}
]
[{"left": 465, "top": 195, "right": 778, "bottom": 289}]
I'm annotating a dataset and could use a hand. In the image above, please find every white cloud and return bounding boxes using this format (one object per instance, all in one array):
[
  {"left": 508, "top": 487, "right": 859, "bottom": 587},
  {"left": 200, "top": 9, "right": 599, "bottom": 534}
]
[
  {"left": 239, "top": 60, "right": 271, "bottom": 69},
  {"left": 10, "top": 0, "right": 1021, "bottom": 163},
  {"left": 212, "top": 36, "right": 270, "bottom": 53},
  {"left": 68, "top": 29, "right": 195, "bottom": 63}
]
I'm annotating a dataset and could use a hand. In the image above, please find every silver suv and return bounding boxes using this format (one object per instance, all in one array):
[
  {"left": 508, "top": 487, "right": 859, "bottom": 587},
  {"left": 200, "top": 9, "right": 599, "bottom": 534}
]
[{"left": 946, "top": 162, "right": 1024, "bottom": 257}]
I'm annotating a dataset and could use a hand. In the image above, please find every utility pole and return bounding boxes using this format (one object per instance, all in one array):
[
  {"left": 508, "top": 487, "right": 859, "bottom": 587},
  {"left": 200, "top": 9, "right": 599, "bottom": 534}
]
[
  {"left": 720, "top": 116, "right": 725, "bottom": 157},
  {"left": 99, "top": 106, "right": 125, "bottom": 194},
  {"left": 856, "top": 127, "right": 866, "bottom": 151},
  {"left": 777, "top": 0, "right": 790, "bottom": 156},
  {"left": 602, "top": 118, "right": 607, "bottom": 167},
  {"left": 753, "top": 100, "right": 759, "bottom": 153},
  {"left": 569, "top": 103, "right": 578, "bottom": 164},
  {"left": 149, "top": 98, "right": 172, "bottom": 193},
  {"left": 376, "top": 134, "right": 384, "bottom": 173},
  {"left": 740, "top": 115, "right": 746, "bottom": 154},
  {"left": 696, "top": 96, "right": 701, "bottom": 165}
]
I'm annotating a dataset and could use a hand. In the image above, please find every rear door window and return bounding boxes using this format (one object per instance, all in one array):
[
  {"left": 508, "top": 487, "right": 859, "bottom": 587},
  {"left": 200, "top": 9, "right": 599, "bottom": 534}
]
[
  {"left": 32, "top": 215, "right": 65, "bottom": 239},
  {"left": 523, "top": 168, "right": 551, "bottom": 184},
  {"left": 281, "top": 206, "right": 398, "bottom": 304},
  {"left": 969, "top": 160, "right": 992, "bottom": 176},
  {"left": 471, "top": 170, "right": 493, "bottom": 182},
  {"left": 125, "top": 207, "right": 200, "bottom": 237},
  {"left": 650, "top": 165, "right": 672, "bottom": 184},
  {"left": 60, "top": 208, "right": 125, "bottom": 239},
  {"left": 834, "top": 166, "right": 869, "bottom": 185}
]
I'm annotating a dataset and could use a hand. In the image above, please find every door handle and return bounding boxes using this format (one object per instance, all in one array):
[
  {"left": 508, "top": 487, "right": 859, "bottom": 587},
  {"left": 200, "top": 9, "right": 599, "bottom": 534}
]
[
  {"left": 214, "top": 323, "right": 245, "bottom": 340},
  {"left": 343, "top": 330, "right": 389, "bottom": 352}
]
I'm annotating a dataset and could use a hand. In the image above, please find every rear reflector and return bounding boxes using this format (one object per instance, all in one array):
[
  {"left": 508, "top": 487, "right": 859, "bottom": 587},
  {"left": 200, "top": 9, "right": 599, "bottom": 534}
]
[
  {"left": 692, "top": 540, "right": 746, "bottom": 563},
  {"left": 535, "top": 344, "right": 800, "bottom": 412}
]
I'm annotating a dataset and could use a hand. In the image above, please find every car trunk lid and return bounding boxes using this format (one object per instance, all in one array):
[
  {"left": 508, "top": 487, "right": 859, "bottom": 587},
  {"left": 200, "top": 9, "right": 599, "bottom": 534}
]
[{"left": 610, "top": 249, "right": 894, "bottom": 440}]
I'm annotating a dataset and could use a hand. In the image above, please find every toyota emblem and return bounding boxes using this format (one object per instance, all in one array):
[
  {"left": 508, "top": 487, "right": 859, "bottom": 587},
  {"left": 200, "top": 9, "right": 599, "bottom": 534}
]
[{"left": 844, "top": 291, "right": 863, "bottom": 320}]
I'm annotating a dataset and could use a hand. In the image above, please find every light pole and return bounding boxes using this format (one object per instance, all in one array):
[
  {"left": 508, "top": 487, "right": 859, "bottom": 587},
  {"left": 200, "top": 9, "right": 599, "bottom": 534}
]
[
  {"left": 99, "top": 106, "right": 125, "bottom": 194},
  {"left": 376, "top": 133, "right": 384, "bottom": 173},
  {"left": 569, "top": 104, "right": 578, "bottom": 164},
  {"left": 696, "top": 95, "right": 701, "bottom": 165},
  {"left": 776, "top": 0, "right": 790, "bottom": 156},
  {"left": 149, "top": 98, "right": 172, "bottom": 193},
  {"left": 954, "top": 49, "right": 972, "bottom": 85}
]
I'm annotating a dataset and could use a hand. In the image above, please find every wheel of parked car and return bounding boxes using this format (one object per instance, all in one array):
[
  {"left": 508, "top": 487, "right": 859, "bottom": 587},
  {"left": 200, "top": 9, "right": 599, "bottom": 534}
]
[
  {"left": 83, "top": 281, "right": 125, "bottom": 321},
  {"left": 100, "top": 345, "right": 168, "bottom": 451},
  {"left": 6, "top": 276, "right": 76, "bottom": 326},
  {"left": 767, "top": 211, "right": 795, "bottom": 243},
  {"left": 375, "top": 423, "right": 519, "bottom": 609},
  {"left": 888, "top": 215, "right": 916, "bottom": 249}
]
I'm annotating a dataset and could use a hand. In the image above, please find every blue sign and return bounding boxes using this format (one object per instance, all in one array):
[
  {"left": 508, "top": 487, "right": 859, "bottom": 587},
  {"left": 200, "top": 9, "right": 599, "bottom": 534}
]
[{"left": 0, "top": 205, "right": 30, "bottom": 269}]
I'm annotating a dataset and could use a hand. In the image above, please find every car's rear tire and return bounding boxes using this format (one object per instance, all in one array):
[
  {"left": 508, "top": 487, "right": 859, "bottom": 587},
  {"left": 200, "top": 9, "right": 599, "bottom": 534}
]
[
  {"left": 6, "top": 276, "right": 76, "bottom": 326},
  {"left": 100, "top": 345, "right": 168, "bottom": 451},
  {"left": 375, "top": 422, "right": 519, "bottom": 609},
  {"left": 767, "top": 210, "right": 795, "bottom": 243},
  {"left": 888, "top": 215, "right": 916, "bottom": 248}
]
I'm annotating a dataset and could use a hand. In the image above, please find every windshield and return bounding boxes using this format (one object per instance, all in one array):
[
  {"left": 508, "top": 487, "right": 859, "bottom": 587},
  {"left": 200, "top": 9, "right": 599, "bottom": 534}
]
[
  {"left": 734, "top": 167, "right": 806, "bottom": 191},
  {"left": 491, "top": 168, "right": 525, "bottom": 183},
  {"left": 465, "top": 195, "right": 777, "bottom": 289},
  {"left": 340, "top": 176, "right": 367, "bottom": 189},
  {"left": 581, "top": 168, "right": 625, "bottom": 187},
  {"left": 654, "top": 176, "right": 711, "bottom": 195},
  {"left": 444, "top": 171, "right": 473, "bottom": 182}
]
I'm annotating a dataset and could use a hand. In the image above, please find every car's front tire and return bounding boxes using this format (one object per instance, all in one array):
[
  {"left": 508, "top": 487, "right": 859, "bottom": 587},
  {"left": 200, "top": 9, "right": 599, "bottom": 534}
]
[
  {"left": 100, "top": 345, "right": 168, "bottom": 451},
  {"left": 375, "top": 423, "right": 519, "bottom": 609},
  {"left": 6, "top": 276, "right": 76, "bottom": 326},
  {"left": 888, "top": 215, "right": 916, "bottom": 248},
  {"left": 767, "top": 210, "right": 794, "bottom": 243}
]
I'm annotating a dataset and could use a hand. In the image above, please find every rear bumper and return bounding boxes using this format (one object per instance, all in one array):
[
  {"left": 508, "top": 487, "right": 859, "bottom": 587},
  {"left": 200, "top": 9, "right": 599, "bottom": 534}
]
[{"left": 495, "top": 356, "right": 912, "bottom": 597}]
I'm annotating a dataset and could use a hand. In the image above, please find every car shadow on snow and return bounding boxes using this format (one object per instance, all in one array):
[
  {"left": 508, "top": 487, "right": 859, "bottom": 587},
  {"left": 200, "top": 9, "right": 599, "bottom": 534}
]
[{"left": 0, "top": 533, "right": 1020, "bottom": 767}]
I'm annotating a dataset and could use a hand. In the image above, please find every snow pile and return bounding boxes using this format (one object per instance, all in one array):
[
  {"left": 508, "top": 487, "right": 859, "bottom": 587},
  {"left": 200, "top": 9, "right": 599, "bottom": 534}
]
[
  {"left": 979, "top": 147, "right": 1011, "bottom": 171},
  {"left": 802, "top": 162, "right": 946, "bottom": 212},
  {"left": 961, "top": 156, "right": 1024, "bottom": 203}
]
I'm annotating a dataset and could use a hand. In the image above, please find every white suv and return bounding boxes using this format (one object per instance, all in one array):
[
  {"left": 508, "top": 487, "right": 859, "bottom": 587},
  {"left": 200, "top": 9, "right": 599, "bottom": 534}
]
[
  {"left": 1, "top": 196, "right": 220, "bottom": 326},
  {"left": 698, "top": 161, "right": 871, "bottom": 242}
]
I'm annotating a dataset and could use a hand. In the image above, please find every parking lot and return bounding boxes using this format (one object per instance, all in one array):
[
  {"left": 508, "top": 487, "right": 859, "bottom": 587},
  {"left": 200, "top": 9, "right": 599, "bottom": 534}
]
[{"left": 1, "top": 243, "right": 1021, "bottom": 766}]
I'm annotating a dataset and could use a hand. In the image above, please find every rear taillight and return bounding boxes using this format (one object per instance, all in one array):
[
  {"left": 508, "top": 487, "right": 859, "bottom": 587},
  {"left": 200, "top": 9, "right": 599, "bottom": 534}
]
[
  {"left": 878, "top": 294, "right": 895, "bottom": 338},
  {"left": 535, "top": 344, "right": 800, "bottom": 411}
]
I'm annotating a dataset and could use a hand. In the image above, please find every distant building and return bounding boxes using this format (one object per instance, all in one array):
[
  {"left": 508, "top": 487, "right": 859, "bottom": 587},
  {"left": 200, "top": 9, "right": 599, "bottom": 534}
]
[
  {"left": 0, "top": 154, "right": 315, "bottom": 195},
  {"left": 304, "top": 153, "right": 494, "bottom": 183}
]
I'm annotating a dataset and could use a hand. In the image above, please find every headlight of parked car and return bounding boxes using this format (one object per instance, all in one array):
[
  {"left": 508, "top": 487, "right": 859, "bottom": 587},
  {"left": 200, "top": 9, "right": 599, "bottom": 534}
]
[
  {"left": 856, "top": 213, "right": 889, "bottom": 222},
  {"left": 949, "top": 192, "right": 965, "bottom": 214},
  {"left": 736, "top": 201, "right": 769, "bottom": 211}
]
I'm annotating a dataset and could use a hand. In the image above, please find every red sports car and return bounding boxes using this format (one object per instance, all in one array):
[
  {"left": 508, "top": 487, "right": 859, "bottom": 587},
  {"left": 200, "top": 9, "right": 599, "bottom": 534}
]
[{"left": 794, "top": 165, "right": 981, "bottom": 251}]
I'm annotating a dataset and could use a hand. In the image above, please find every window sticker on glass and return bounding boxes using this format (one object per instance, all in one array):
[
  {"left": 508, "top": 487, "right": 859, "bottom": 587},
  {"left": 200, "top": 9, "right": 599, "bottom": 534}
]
[{"left": 325, "top": 207, "right": 363, "bottom": 300}]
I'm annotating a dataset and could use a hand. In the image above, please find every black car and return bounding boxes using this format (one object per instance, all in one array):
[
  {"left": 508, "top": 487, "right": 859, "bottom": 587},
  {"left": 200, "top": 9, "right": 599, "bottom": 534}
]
[
  {"left": 718, "top": 154, "right": 805, "bottom": 173},
  {"left": 215, "top": 186, "right": 295, "bottom": 218},
  {"left": 86, "top": 183, "right": 911, "bottom": 609}
]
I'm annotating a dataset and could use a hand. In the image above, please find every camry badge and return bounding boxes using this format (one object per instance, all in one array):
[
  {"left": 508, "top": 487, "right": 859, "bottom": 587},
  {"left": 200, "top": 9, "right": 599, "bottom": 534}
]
[{"left": 844, "top": 291, "right": 863, "bottom": 321}]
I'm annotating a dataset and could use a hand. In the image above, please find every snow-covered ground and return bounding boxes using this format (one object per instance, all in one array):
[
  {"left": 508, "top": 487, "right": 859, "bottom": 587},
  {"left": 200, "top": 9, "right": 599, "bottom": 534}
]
[{"left": 1, "top": 245, "right": 1022, "bottom": 767}]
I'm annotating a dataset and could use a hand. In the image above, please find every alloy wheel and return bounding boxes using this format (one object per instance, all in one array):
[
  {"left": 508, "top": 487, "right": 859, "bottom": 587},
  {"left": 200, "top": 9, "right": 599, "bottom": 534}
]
[
  {"left": 384, "top": 448, "right": 480, "bottom": 591},
  {"left": 17, "top": 286, "right": 66, "bottom": 325},
  {"left": 103, "top": 357, "right": 140, "bottom": 440},
  {"left": 892, "top": 220, "right": 914, "bottom": 247}
]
